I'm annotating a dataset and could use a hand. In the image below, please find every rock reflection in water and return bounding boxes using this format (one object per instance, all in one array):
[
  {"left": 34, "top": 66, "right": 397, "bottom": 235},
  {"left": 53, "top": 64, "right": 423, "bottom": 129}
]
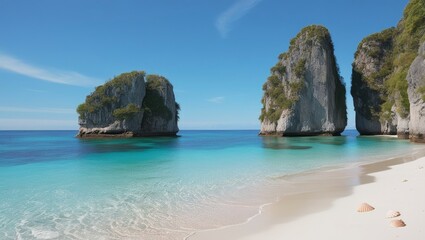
[{"left": 261, "top": 137, "right": 312, "bottom": 150}]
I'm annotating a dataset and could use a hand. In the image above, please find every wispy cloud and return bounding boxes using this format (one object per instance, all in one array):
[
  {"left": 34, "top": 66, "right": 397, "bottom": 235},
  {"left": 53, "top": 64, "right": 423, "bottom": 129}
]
[
  {"left": 215, "top": 0, "right": 263, "bottom": 38},
  {"left": 207, "top": 96, "right": 225, "bottom": 104},
  {"left": 0, "top": 53, "right": 101, "bottom": 87},
  {"left": 0, "top": 106, "right": 75, "bottom": 114}
]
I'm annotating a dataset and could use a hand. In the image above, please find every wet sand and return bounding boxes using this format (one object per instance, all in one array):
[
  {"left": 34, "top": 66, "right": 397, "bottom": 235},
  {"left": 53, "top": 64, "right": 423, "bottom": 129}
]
[{"left": 190, "top": 150, "right": 425, "bottom": 240}]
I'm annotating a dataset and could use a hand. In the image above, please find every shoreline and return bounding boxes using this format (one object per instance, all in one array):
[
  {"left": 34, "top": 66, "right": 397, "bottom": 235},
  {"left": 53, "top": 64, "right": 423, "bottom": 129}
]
[{"left": 189, "top": 148, "right": 425, "bottom": 240}]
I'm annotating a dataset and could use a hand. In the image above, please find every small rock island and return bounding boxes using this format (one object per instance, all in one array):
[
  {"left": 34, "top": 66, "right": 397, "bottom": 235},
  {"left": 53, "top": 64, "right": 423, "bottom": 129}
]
[
  {"left": 77, "top": 71, "right": 179, "bottom": 138},
  {"left": 259, "top": 25, "right": 347, "bottom": 136}
]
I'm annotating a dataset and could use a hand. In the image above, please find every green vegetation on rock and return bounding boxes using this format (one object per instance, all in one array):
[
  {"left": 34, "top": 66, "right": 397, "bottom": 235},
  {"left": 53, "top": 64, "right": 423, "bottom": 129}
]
[
  {"left": 278, "top": 52, "right": 287, "bottom": 60},
  {"left": 294, "top": 59, "right": 306, "bottom": 78},
  {"left": 175, "top": 102, "right": 181, "bottom": 120},
  {"left": 351, "top": 68, "right": 381, "bottom": 120},
  {"left": 259, "top": 70, "right": 304, "bottom": 123},
  {"left": 384, "top": 0, "right": 424, "bottom": 118},
  {"left": 356, "top": 28, "right": 395, "bottom": 60},
  {"left": 260, "top": 25, "right": 343, "bottom": 124},
  {"left": 113, "top": 104, "right": 141, "bottom": 120},
  {"left": 352, "top": 0, "right": 425, "bottom": 121},
  {"left": 351, "top": 28, "right": 395, "bottom": 120},
  {"left": 76, "top": 71, "right": 145, "bottom": 118},
  {"left": 397, "top": 0, "right": 425, "bottom": 53},
  {"left": 289, "top": 25, "right": 332, "bottom": 51},
  {"left": 418, "top": 86, "right": 425, "bottom": 101},
  {"left": 271, "top": 62, "right": 286, "bottom": 75},
  {"left": 76, "top": 103, "right": 90, "bottom": 116},
  {"left": 142, "top": 75, "right": 173, "bottom": 121}
]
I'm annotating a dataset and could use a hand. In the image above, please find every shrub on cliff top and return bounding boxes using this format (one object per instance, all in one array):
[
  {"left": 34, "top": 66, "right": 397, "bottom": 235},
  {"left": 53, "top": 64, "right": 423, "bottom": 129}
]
[
  {"left": 289, "top": 25, "right": 331, "bottom": 52},
  {"left": 356, "top": 28, "right": 395, "bottom": 58},
  {"left": 76, "top": 71, "right": 145, "bottom": 118}
]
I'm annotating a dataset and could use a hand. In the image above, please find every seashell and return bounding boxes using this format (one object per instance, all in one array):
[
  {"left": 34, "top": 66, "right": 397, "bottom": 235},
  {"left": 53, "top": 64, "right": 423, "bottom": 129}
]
[
  {"left": 357, "top": 202, "right": 375, "bottom": 212},
  {"left": 386, "top": 210, "right": 401, "bottom": 218},
  {"left": 390, "top": 219, "right": 406, "bottom": 228}
]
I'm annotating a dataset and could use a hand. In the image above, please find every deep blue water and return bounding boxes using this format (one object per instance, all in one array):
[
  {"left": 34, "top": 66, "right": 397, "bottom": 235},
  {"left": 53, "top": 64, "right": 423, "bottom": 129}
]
[{"left": 1, "top": 130, "right": 424, "bottom": 239}]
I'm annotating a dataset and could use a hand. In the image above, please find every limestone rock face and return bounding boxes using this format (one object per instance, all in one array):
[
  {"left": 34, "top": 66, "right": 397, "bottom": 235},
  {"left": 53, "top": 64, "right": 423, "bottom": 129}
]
[
  {"left": 351, "top": 0, "right": 425, "bottom": 138},
  {"left": 351, "top": 28, "right": 398, "bottom": 135},
  {"left": 259, "top": 25, "right": 347, "bottom": 136},
  {"left": 407, "top": 42, "right": 425, "bottom": 142},
  {"left": 78, "top": 71, "right": 146, "bottom": 136},
  {"left": 140, "top": 75, "right": 179, "bottom": 136},
  {"left": 77, "top": 71, "right": 179, "bottom": 138}
]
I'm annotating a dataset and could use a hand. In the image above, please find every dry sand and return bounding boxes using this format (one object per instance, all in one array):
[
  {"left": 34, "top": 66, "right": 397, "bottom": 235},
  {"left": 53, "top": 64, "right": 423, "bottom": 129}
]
[{"left": 190, "top": 153, "right": 425, "bottom": 240}]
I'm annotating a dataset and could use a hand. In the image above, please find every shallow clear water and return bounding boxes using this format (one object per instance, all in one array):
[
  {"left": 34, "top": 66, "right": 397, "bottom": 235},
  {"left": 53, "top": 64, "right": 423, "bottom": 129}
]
[{"left": 1, "top": 130, "right": 424, "bottom": 239}]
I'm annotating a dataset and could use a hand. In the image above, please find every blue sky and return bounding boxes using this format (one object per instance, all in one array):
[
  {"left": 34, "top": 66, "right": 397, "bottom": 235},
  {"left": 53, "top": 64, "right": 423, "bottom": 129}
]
[{"left": 0, "top": 0, "right": 408, "bottom": 130}]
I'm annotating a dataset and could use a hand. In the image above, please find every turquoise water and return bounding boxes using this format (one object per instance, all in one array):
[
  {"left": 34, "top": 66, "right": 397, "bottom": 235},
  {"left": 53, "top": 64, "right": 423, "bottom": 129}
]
[{"left": 1, "top": 130, "right": 424, "bottom": 239}]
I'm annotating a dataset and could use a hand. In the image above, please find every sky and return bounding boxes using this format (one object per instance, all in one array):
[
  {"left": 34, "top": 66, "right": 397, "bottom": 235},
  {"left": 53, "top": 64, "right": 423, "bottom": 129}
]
[{"left": 0, "top": 0, "right": 408, "bottom": 130}]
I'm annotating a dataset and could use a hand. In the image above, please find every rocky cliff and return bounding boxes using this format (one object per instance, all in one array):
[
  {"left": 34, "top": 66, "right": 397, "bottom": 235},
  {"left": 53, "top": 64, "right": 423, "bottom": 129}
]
[
  {"left": 407, "top": 42, "right": 425, "bottom": 142},
  {"left": 77, "top": 71, "right": 179, "bottom": 137},
  {"left": 351, "top": 0, "right": 425, "bottom": 138},
  {"left": 351, "top": 28, "right": 399, "bottom": 135},
  {"left": 259, "top": 25, "right": 347, "bottom": 136},
  {"left": 140, "top": 75, "right": 179, "bottom": 136}
]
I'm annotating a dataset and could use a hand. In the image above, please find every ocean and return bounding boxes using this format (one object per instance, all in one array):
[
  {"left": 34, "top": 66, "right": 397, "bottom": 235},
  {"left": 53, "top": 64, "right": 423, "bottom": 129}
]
[{"left": 1, "top": 130, "right": 424, "bottom": 239}]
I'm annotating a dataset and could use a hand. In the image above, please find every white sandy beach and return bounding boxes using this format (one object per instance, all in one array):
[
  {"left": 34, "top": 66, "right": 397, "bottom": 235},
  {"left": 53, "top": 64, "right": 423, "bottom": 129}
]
[{"left": 191, "top": 155, "right": 425, "bottom": 240}]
